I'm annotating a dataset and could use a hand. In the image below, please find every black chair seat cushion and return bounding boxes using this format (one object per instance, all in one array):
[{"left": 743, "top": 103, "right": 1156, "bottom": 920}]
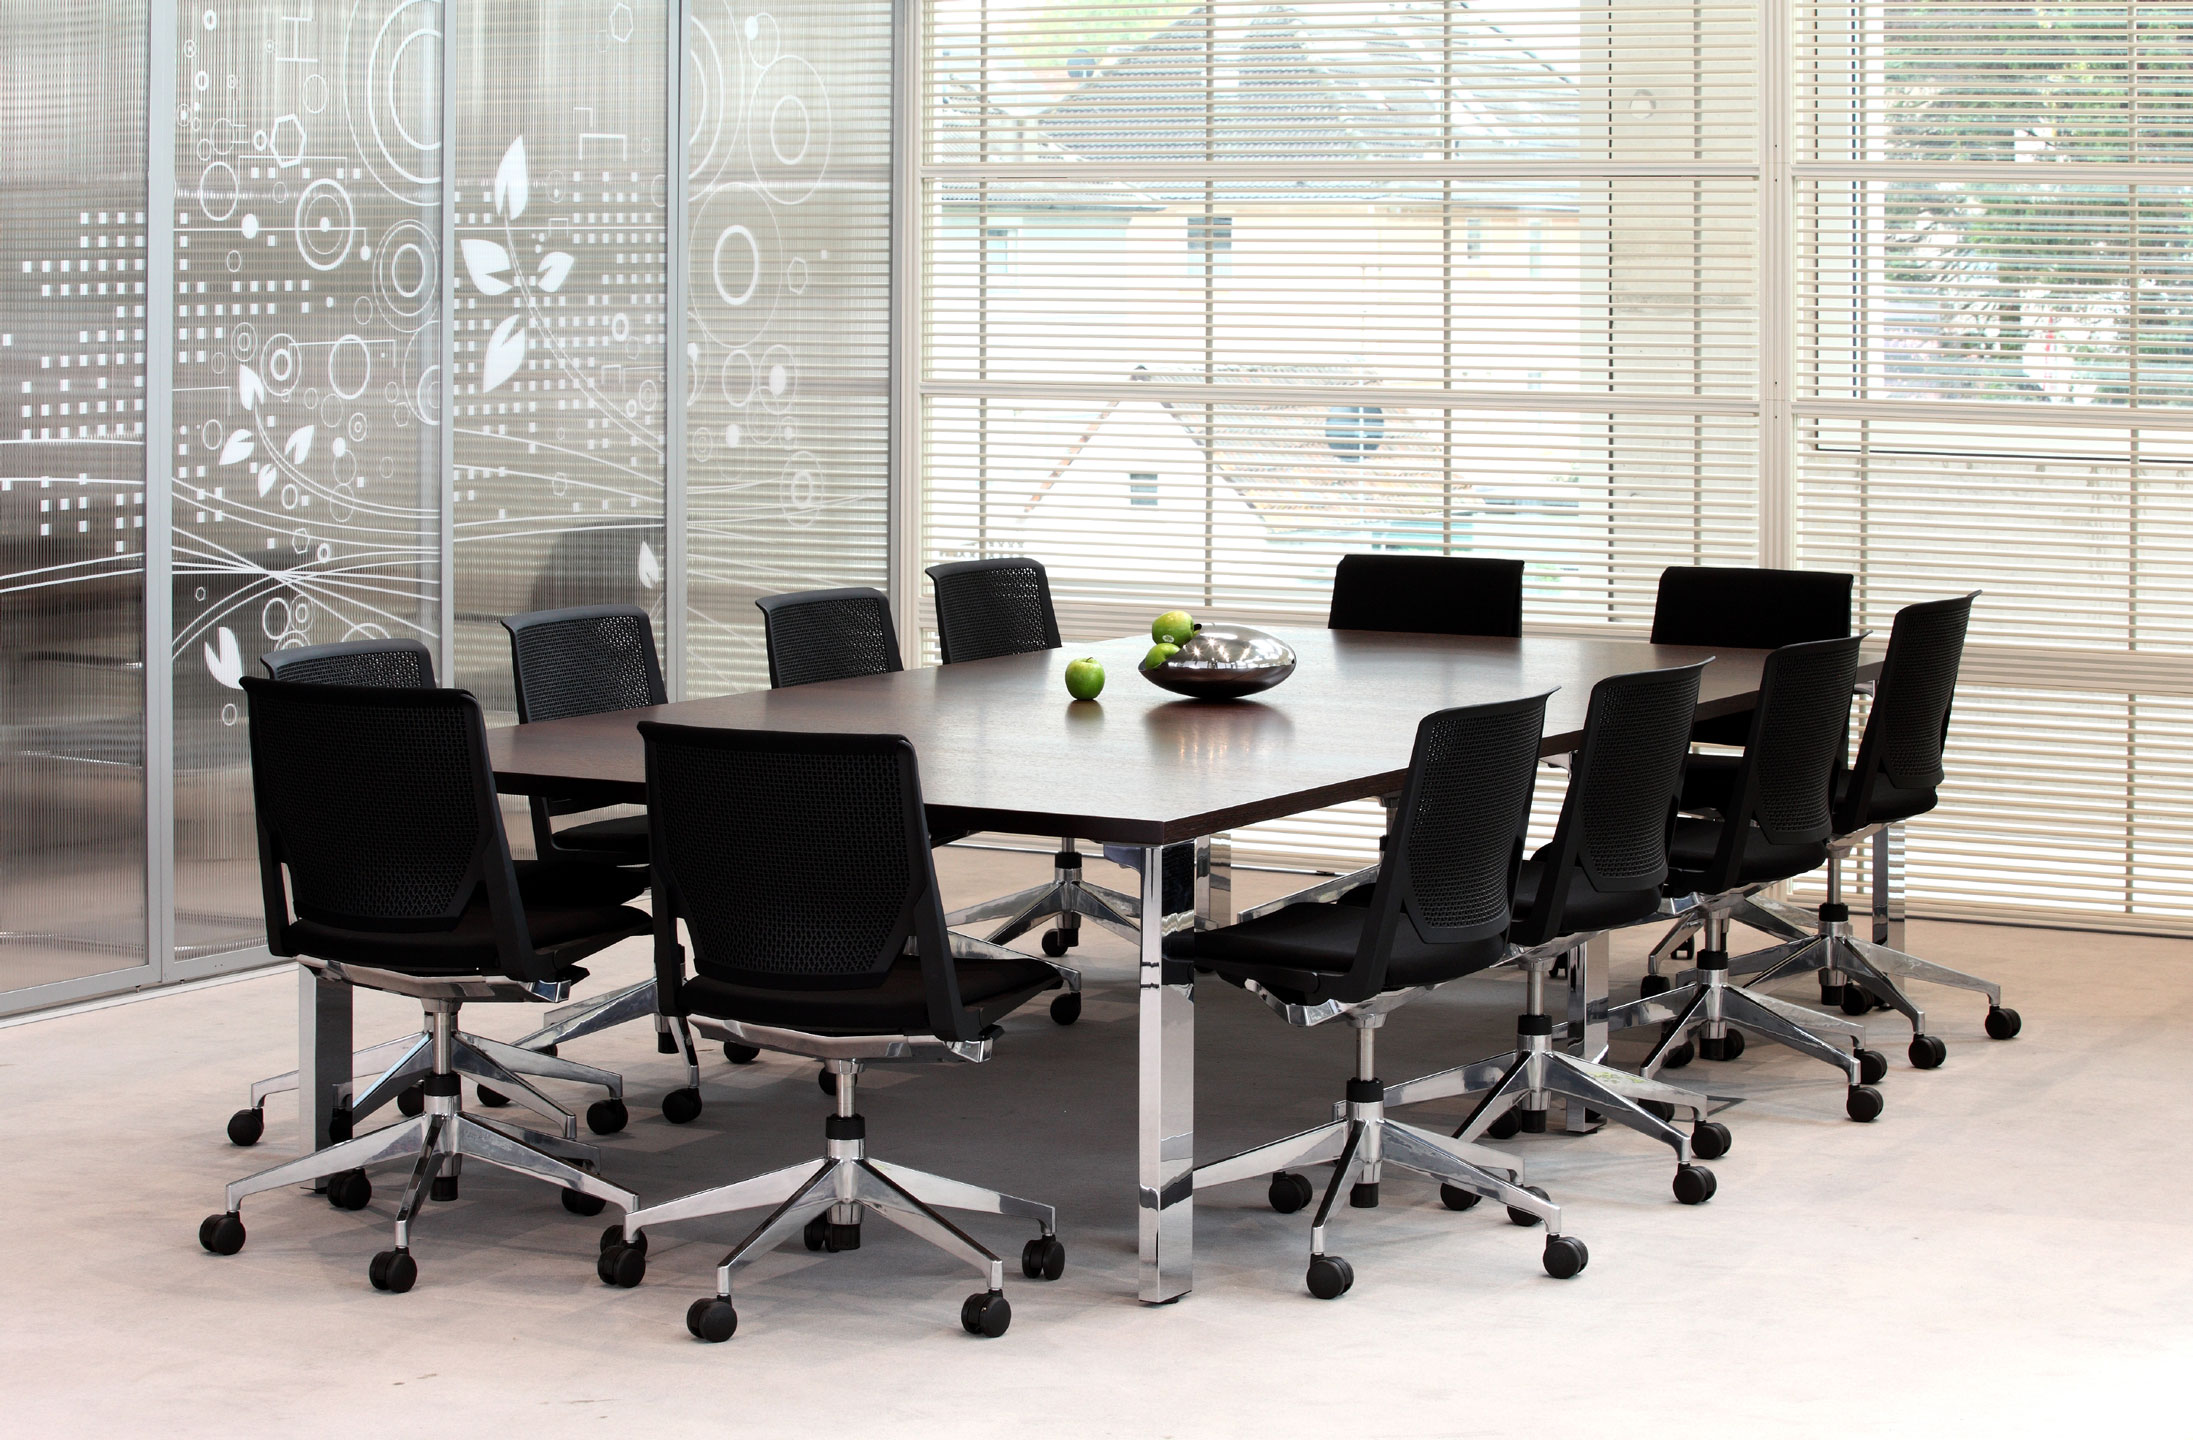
[
  {"left": 1665, "top": 817, "right": 1826, "bottom": 892},
  {"left": 546, "top": 812, "right": 651, "bottom": 863},
  {"left": 1682, "top": 752, "right": 1937, "bottom": 833},
  {"left": 1191, "top": 900, "right": 1508, "bottom": 1005},
  {"left": 1510, "top": 857, "right": 1662, "bottom": 942},
  {"left": 291, "top": 862, "right": 648, "bottom": 976},
  {"left": 680, "top": 953, "right": 1058, "bottom": 1036}
]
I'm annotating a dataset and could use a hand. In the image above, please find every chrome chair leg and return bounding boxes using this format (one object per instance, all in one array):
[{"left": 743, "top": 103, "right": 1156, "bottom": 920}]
[{"left": 513, "top": 976, "right": 659, "bottom": 1051}]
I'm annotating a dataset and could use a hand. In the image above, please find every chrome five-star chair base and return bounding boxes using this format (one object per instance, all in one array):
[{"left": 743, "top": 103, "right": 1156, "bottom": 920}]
[
  {"left": 598, "top": 1059, "right": 1062, "bottom": 1342},
  {"left": 1382, "top": 946, "right": 1727, "bottom": 1205},
  {"left": 943, "top": 839, "right": 1103, "bottom": 1025},
  {"left": 1193, "top": 1004, "right": 1587, "bottom": 1297},
  {"left": 199, "top": 998, "right": 638, "bottom": 1293},
  {"left": 1607, "top": 903, "right": 1888, "bottom": 1123}
]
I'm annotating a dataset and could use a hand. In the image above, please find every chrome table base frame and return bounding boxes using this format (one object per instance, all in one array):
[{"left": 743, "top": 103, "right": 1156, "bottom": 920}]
[{"left": 615, "top": 1063, "right": 1055, "bottom": 1316}]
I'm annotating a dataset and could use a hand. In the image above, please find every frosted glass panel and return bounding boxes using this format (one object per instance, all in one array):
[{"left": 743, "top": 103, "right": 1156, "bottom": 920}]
[
  {"left": 0, "top": 2, "right": 150, "bottom": 992},
  {"left": 450, "top": 1, "right": 669, "bottom": 711},
  {"left": 684, "top": 0, "right": 892, "bottom": 694},
  {"left": 170, "top": 0, "right": 444, "bottom": 958}
]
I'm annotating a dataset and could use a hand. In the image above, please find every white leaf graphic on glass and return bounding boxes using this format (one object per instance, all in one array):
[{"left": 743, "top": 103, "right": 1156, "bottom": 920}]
[
  {"left": 284, "top": 425, "right": 315, "bottom": 464},
  {"left": 535, "top": 251, "right": 574, "bottom": 293},
  {"left": 256, "top": 463, "right": 279, "bottom": 497},
  {"left": 203, "top": 626, "right": 244, "bottom": 690},
  {"left": 461, "top": 237, "right": 513, "bottom": 296},
  {"left": 637, "top": 540, "right": 661, "bottom": 589},
  {"left": 237, "top": 364, "right": 265, "bottom": 412},
  {"left": 481, "top": 314, "right": 528, "bottom": 393},
  {"left": 218, "top": 429, "right": 256, "bottom": 465},
  {"left": 494, "top": 136, "right": 528, "bottom": 221}
]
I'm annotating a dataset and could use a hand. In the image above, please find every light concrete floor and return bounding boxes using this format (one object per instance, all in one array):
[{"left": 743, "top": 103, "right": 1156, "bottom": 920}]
[{"left": 1, "top": 847, "right": 2188, "bottom": 1438}]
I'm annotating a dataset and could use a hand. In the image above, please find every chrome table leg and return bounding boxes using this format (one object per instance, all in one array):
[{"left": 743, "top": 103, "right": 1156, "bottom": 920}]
[{"left": 1138, "top": 840, "right": 1196, "bottom": 1304}]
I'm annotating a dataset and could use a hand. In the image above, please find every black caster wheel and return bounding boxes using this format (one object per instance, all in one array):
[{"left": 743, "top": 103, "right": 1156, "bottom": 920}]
[
  {"left": 586, "top": 1098, "right": 629, "bottom": 1135},
  {"left": 1661, "top": 1041, "right": 1695, "bottom": 1071},
  {"left": 1049, "top": 991, "right": 1082, "bottom": 1026},
  {"left": 327, "top": 1106, "right": 356, "bottom": 1142},
  {"left": 1040, "top": 929, "right": 1070, "bottom": 958},
  {"left": 1305, "top": 1255, "right": 1355, "bottom": 1300},
  {"left": 430, "top": 1176, "right": 460, "bottom": 1203},
  {"left": 818, "top": 1068, "right": 838, "bottom": 1099},
  {"left": 723, "top": 1042, "right": 761, "bottom": 1064},
  {"left": 226, "top": 1108, "right": 265, "bottom": 1147},
  {"left": 198, "top": 1212, "right": 246, "bottom": 1255},
  {"left": 326, "top": 1169, "right": 373, "bottom": 1211},
  {"left": 562, "top": 1187, "right": 607, "bottom": 1217},
  {"left": 1909, "top": 1033, "right": 1947, "bottom": 1070},
  {"left": 1267, "top": 1171, "right": 1315, "bottom": 1215},
  {"left": 1438, "top": 1184, "right": 1481, "bottom": 1212},
  {"left": 1846, "top": 1084, "right": 1884, "bottom": 1123},
  {"left": 804, "top": 1214, "right": 831, "bottom": 1252},
  {"left": 1022, "top": 1235, "right": 1067, "bottom": 1281},
  {"left": 398, "top": 1086, "right": 426, "bottom": 1117},
  {"left": 961, "top": 1290, "right": 1012, "bottom": 1336},
  {"left": 1542, "top": 1235, "right": 1589, "bottom": 1279},
  {"left": 1485, "top": 1110, "right": 1522, "bottom": 1141},
  {"left": 1639, "top": 973, "right": 1672, "bottom": 999},
  {"left": 1691, "top": 1120, "right": 1732, "bottom": 1161},
  {"left": 1507, "top": 1184, "right": 1551, "bottom": 1228},
  {"left": 1856, "top": 1047, "right": 1890, "bottom": 1085},
  {"left": 475, "top": 1085, "right": 510, "bottom": 1109},
  {"left": 598, "top": 1242, "right": 647, "bottom": 1288},
  {"left": 600, "top": 1223, "right": 646, "bottom": 1256},
  {"left": 1985, "top": 1006, "right": 2022, "bottom": 1040},
  {"left": 1841, "top": 984, "right": 1874, "bottom": 1017},
  {"left": 1350, "top": 1181, "right": 1380, "bottom": 1209},
  {"left": 1701, "top": 1029, "right": 1746, "bottom": 1062},
  {"left": 688, "top": 1297, "right": 739, "bottom": 1343},
  {"left": 1818, "top": 981, "right": 1845, "bottom": 1007},
  {"left": 1640, "top": 1099, "right": 1676, "bottom": 1122},
  {"left": 1724, "top": 1028, "right": 1746, "bottom": 1060},
  {"left": 661, "top": 1087, "right": 703, "bottom": 1125},
  {"left": 1673, "top": 1164, "right": 1717, "bottom": 1205},
  {"left": 368, "top": 1249, "right": 418, "bottom": 1293}
]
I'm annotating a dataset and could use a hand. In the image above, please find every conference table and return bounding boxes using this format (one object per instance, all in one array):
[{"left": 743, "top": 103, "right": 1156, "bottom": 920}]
[{"left": 299, "top": 625, "right": 1876, "bottom": 1304}]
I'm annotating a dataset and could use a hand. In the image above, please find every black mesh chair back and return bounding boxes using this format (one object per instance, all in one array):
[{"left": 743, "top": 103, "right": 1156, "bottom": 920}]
[
  {"left": 503, "top": 604, "right": 666, "bottom": 723},
  {"left": 641, "top": 723, "right": 972, "bottom": 1039},
  {"left": 755, "top": 587, "right": 904, "bottom": 689},
  {"left": 1649, "top": 566, "right": 1852, "bottom": 650},
  {"left": 1327, "top": 554, "right": 1526, "bottom": 638},
  {"left": 1520, "top": 663, "right": 1706, "bottom": 942},
  {"left": 927, "top": 557, "right": 1062, "bottom": 664},
  {"left": 1322, "top": 692, "right": 1547, "bottom": 1002},
  {"left": 261, "top": 637, "right": 435, "bottom": 688},
  {"left": 1839, "top": 592, "right": 1975, "bottom": 830},
  {"left": 241, "top": 677, "right": 544, "bottom": 980}
]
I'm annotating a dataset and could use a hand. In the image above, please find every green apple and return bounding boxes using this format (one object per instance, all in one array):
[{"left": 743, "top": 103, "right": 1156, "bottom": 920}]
[
  {"left": 1142, "top": 642, "right": 1180, "bottom": 671},
  {"left": 1064, "top": 656, "right": 1106, "bottom": 701},
  {"left": 1151, "top": 609, "right": 1197, "bottom": 646}
]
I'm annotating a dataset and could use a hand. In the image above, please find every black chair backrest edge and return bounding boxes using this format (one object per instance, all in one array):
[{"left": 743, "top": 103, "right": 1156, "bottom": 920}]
[
  {"left": 1649, "top": 566, "right": 1853, "bottom": 650},
  {"left": 1841, "top": 591, "right": 1978, "bottom": 825},
  {"left": 755, "top": 587, "right": 904, "bottom": 690},
  {"left": 261, "top": 637, "right": 436, "bottom": 688},
  {"left": 1698, "top": 633, "right": 1865, "bottom": 889},
  {"left": 1328, "top": 553, "right": 1527, "bottom": 638},
  {"left": 501, "top": 603, "right": 667, "bottom": 724},
  {"left": 927, "top": 557, "right": 1062, "bottom": 664}
]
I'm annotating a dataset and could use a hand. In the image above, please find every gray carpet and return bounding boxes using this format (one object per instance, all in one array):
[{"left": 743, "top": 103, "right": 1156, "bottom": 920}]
[{"left": 0, "top": 848, "right": 2185, "bottom": 1437}]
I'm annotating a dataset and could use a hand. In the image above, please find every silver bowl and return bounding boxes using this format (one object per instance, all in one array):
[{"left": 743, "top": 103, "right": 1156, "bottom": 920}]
[{"left": 1141, "top": 623, "right": 1297, "bottom": 699}]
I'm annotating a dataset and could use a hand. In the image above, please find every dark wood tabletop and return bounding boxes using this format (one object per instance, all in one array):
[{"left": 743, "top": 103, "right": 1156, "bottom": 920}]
[{"left": 486, "top": 627, "right": 1880, "bottom": 846}]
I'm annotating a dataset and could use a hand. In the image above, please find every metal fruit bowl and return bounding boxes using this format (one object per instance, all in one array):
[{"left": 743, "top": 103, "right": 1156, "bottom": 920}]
[{"left": 1140, "top": 624, "right": 1297, "bottom": 699}]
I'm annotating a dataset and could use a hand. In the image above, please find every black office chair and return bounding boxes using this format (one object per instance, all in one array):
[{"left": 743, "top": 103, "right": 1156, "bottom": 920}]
[
  {"left": 594, "top": 725, "right": 1066, "bottom": 1341},
  {"left": 926, "top": 558, "right": 1116, "bottom": 1006},
  {"left": 754, "top": 586, "right": 903, "bottom": 688},
  {"left": 1650, "top": 565, "right": 1851, "bottom": 746},
  {"left": 1381, "top": 663, "right": 1729, "bottom": 1203},
  {"left": 198, "top": 680, "right": 649, "bottom": 1292},
  {"left": 230, "top": 637, "right": 615, "bottom": 1147},
  {"left": 1328, "top": 553, "right": 1526, "bottom": 637},
  {"left": 1705, "top": 593, "right": 2015, "bottom": 1063},
  {"left": 753, "top": 581, "right": 1083, "bottom": 1036},
  {"left": 1597, "top": 635, "right": 1890, "bottom": 1121},
  {"left": 928, "top": 556, "right": 1062, "bottom": 663},
  {"left": 1183, "top": 693, "right": 1589, "bottom": 1298},
  {"left": 262, "top": 636, "right": 438, "bottom": 687},
  {"left": 500, "top": 605, "right": 677, "bottom": 1058}
]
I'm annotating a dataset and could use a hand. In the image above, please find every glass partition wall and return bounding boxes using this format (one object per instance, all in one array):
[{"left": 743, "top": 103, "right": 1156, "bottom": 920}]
[{"left": 0, "top": 0, "right": 897, "bottom": 1013}]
